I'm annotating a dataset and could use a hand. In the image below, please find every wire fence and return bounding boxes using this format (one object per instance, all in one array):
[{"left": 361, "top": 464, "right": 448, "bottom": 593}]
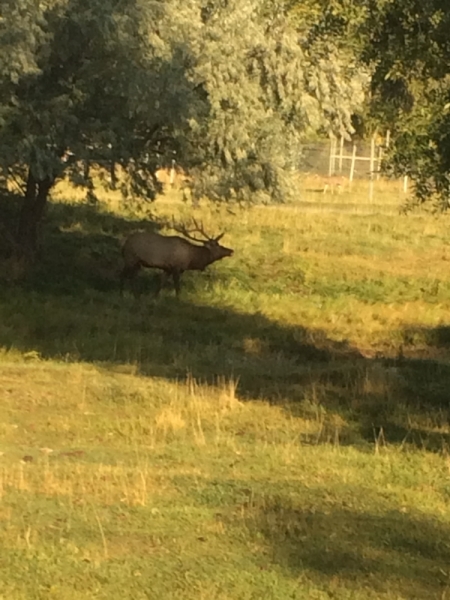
[{"left": 298, "top": 140, "right": 382, "bottom": 180}]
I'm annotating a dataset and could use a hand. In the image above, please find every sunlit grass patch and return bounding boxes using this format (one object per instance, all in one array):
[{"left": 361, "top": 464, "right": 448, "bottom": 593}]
[{"left": 2, "top": 182, "right": 450, "bottom": 597}]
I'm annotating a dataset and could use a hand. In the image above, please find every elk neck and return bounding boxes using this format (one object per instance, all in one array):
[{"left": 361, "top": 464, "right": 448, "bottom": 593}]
[{"left": 188, "top": 243, "right": 215, "bottom": 271}]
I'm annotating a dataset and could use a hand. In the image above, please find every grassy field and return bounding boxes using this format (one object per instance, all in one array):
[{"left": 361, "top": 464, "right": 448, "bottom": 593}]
[{"left": 1, "top": 176, "right": 450, "bottom": 599}]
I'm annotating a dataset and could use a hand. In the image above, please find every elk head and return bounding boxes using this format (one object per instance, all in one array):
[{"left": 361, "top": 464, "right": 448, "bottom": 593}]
[{"left": 171, "top": 217, "right": 234, "bottom": 264}]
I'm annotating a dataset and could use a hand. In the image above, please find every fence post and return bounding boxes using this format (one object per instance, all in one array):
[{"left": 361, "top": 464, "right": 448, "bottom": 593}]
[
  {"left": 329, "top": 136, "right": 337, "bottom": 175},
  {"left": 377, "top": 145, "right": 383, "bottom": 180},
  {"left": 349, "top": 144, "right": 357, "bottom": 185},
  {"left": 338, "top": 136, "right": 344, "bottom": 173}
]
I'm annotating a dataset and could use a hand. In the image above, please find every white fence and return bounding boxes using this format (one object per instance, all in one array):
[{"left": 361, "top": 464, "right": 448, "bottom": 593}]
[{"left": 299, "top": 133, "right": 409, "bottom": 200}]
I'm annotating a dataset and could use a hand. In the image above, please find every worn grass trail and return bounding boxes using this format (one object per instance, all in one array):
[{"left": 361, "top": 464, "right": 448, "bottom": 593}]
[{"left": 1, "top": 181, "right": 450, "bottom": 599}]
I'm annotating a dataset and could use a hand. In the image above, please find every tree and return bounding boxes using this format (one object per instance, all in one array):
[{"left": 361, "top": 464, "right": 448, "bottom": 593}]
[
  {"left": 0, "top": 0, "right": 184, "bottom": 258},
  {"left": 0, "top": 0, "right": 367, "bottom": 259},
  {"left": 361, "top": 0, "right": 450, "bottom": 209}
]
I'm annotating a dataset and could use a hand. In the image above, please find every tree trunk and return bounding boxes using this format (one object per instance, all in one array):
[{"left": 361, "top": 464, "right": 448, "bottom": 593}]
[{"left": 16, "top": 170, "right": 54, "bottom": 260}]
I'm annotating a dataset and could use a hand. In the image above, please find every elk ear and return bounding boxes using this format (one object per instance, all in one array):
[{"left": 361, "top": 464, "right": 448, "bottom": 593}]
[{"left": 215, "top": 233, "right": 225, "bottom": 242}]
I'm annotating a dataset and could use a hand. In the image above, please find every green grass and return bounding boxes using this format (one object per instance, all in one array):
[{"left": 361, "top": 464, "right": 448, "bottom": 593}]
[{"left": 1, "top": 179, "right": 450, "bottom": 598}]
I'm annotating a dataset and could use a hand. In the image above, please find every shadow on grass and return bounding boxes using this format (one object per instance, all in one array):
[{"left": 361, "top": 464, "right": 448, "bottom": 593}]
[
  {"left": 253, "top": 495, "right": 450, "bottom": 599},
  {"left": 1, "top": 194, "right": 450, "bottom": 452},
  {"left": 0, "top": 191, "right": 162, "bottom": 292}
]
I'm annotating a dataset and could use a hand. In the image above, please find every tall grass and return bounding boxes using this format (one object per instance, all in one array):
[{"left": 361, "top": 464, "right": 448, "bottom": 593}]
[{"left": 1, "top": 177, "right": 450, "bottom": 599}]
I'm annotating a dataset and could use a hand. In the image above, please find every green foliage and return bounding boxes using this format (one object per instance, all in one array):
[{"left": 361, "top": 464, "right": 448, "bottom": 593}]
[
  {"left": 0, "top": 0, "right": 44, "bottom": 95},
  {"left": 362, "top": 0, "right": 450, "bottom": 209},
  {"left": 0, "top": 0, "right": 366, "bottom": 207}
]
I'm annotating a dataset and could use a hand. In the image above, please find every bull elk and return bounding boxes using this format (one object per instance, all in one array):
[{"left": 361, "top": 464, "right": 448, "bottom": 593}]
[{"left": 120, "top": 218, "right": 234, "bottom": 297}]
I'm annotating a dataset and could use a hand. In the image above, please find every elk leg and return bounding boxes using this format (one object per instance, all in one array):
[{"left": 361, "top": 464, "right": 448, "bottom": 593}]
[
  {"left": 172, "top": 269, "right": 182, "bottom": 297},
  {"left": 155, "top": 270, "right": 169, "bottom": 297},
  {"left": 120, "top": 263, "right": 141, "bottom": 297}
]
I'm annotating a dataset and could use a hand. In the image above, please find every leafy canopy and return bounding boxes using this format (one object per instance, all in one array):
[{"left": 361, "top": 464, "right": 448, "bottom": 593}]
[
  {"left": 362, "top": 0, "right": 450, "bottom": 209},
  {"left": 0, "top": 0, "right": 366, "bottom": 205}
]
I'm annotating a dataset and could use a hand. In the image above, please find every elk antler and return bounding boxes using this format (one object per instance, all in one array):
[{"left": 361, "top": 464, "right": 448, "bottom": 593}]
[
  {"left": 171, "top": 217, "right": 204, "bottom": 243},
  {"left": 190, "top": 218, "right": 226, "bottom": 242},
  {"left": 171, "top": 216, "right": 225, "bottom": 243}
]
